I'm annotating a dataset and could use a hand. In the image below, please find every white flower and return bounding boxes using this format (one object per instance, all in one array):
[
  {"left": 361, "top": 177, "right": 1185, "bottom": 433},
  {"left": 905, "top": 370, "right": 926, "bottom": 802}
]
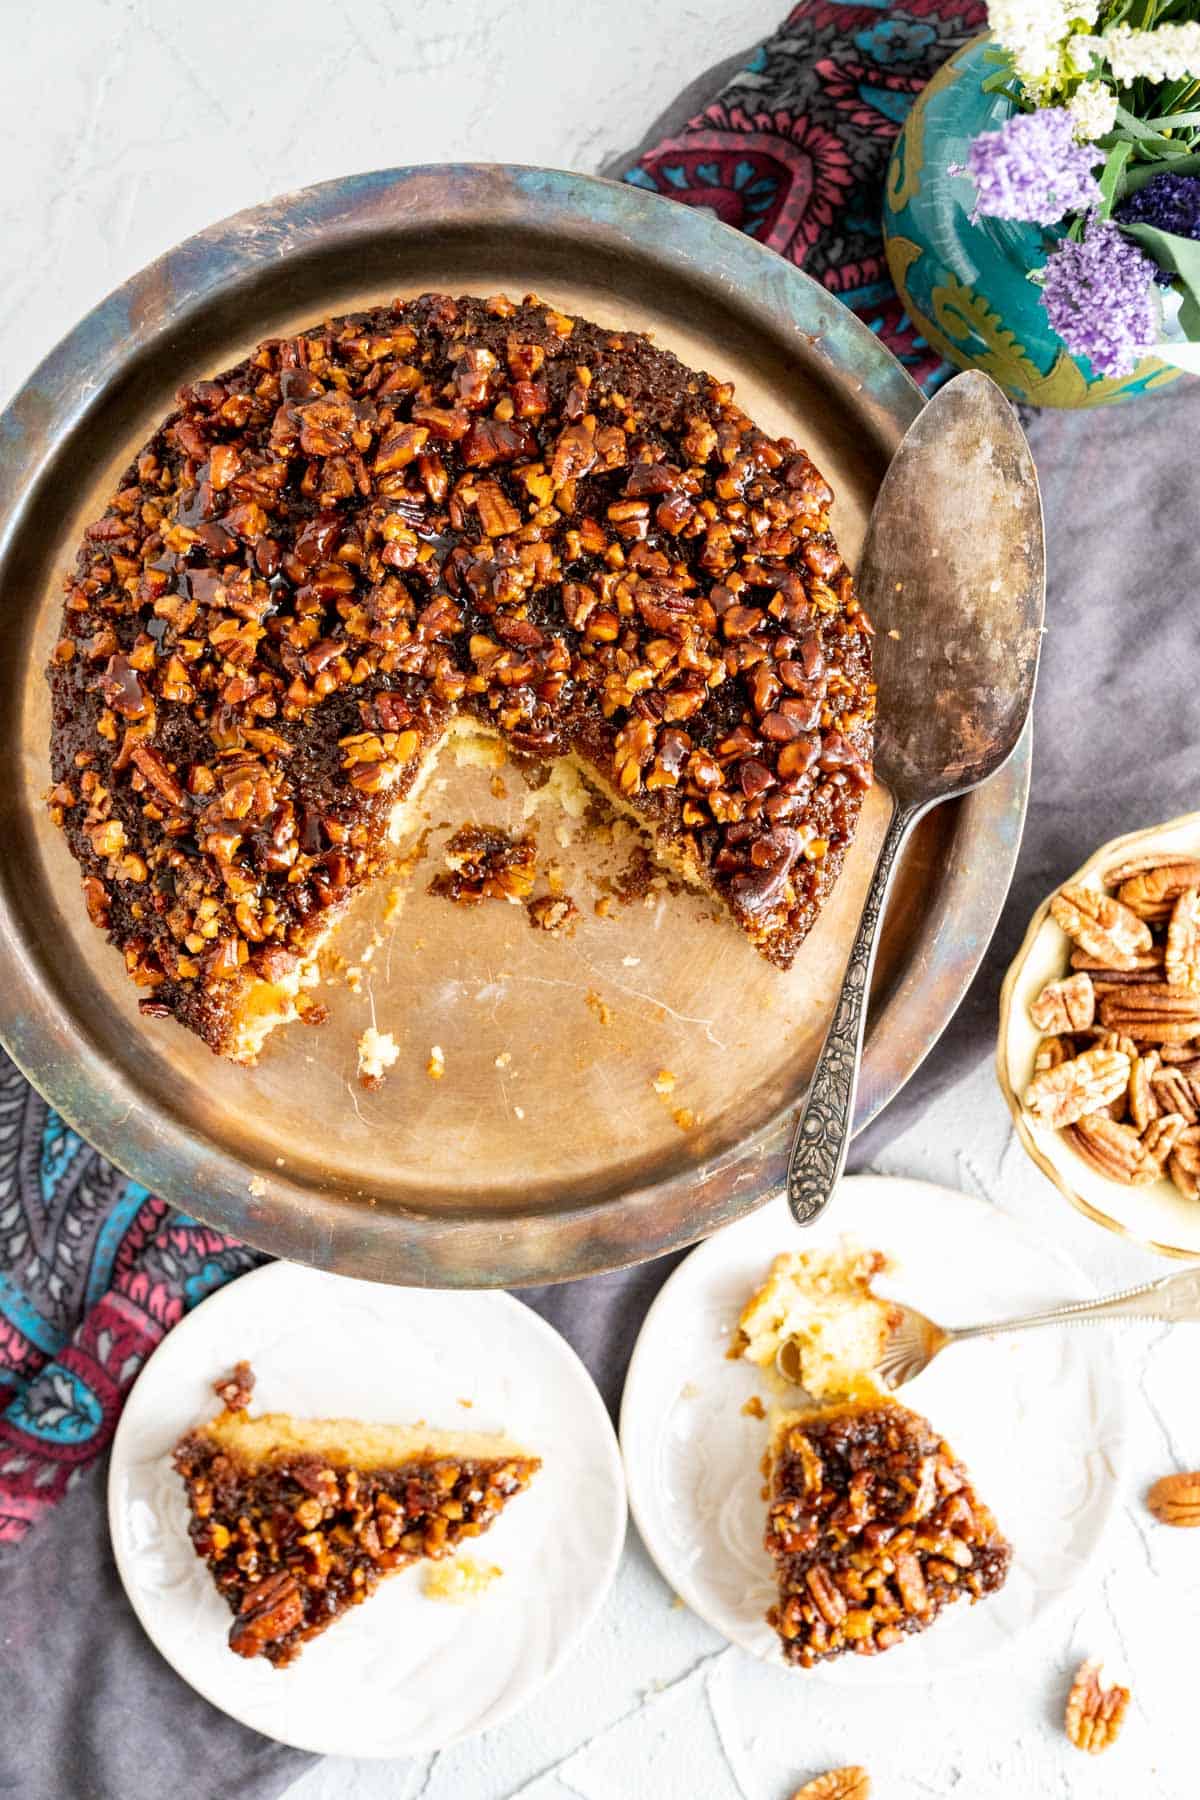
[
  {"left": 1068, "top": 80, "right": 1118, "bottom": 141},
  {"left": 1096, "top": 22, "right": 1200, "bottom": 86},
  {"left": 988, "top": 0, "right": 1100, "bottom": 91}
]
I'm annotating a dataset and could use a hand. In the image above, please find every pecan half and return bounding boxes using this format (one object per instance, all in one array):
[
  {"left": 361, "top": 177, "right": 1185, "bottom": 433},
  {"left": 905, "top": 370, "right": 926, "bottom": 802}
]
[
  {"left": 1146, "top": 1470, "right": 1200, "bottom": 1526},
  {"left": 1029, "top": 971, "right": 1095, "bottom": 1034},
  {"left": 1128, "top": 1050, "right": 1160, "bottom": 1130},
  {"left": 1150, "top": 1065, "right": 1198, "bottom": 1123},
  {"left": 228, "top": 1570, "right": 305, "bottom": 1657},
  {"left": 1141, "top": 1111, "right": 1187, "bottom": 1168},
  {"left": 1117, "top": 858, "right": 1200, "bottom": 919},
  {"left": 1169, "top": 1149, "right": 1200, "bottom": 1200},
  {"left": 1051, "top": 884, "right": 1153, "bottom": 970},
  {"left": 792, "top": 1770, "right": 871, "bottom": 1800},
  {"left": 1023, "top": 1046, "right": 1131, "bottom": 1131},
  {"left": 1166, "top": 888, "right": 1200, "bottom": 994},
  {"left": 1066, "top": 1114, "right": 1159, "bottom": 1186},
  {"left": 1033, "top": 1035, "right": 1074, "bottom": 1074},
  {"left": 1098, "top": 985, "right": 1200, "bottom": 1045},
  {"left": 1065, "top": 1659, "right": 1130, "bottom": 1754}
]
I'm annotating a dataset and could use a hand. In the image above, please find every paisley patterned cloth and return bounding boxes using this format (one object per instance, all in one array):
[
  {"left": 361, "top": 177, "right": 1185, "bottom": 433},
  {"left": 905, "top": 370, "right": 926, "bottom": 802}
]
[
  {"left": 0, "top": 0, "right": 983, "bottom": 1559},
  {"left": 626, "top": 0, "right": 987, "bottom": 394},
  {"left": 0, "top": 1051, "right": 260, "bottom": 1543}
]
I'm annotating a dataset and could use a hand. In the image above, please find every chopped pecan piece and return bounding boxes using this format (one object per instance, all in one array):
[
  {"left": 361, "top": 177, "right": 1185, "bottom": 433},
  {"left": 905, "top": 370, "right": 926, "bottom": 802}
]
[
  {"left": 429, "top": 824, "right": 537, "bottom": 906},
  {"left": 526, "top": 894, "right": 581, "bottom": 937},
  {"left": 213, "top": 1361, "right": 255, "bottom": 1412},
  {"left": 1064, "top": 1659, "right": 1130, "bottom": 1754}
]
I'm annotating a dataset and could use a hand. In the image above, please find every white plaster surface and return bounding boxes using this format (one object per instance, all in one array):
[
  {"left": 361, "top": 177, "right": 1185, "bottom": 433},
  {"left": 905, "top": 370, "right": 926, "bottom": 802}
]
[{"left": 5, "top": 4, "right": 1197, "bottom": 1796}]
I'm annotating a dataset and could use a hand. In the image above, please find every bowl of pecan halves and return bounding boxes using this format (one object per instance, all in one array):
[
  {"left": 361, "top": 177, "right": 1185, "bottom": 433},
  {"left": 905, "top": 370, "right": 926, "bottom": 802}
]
[{"left": 999, "top": 812, "right": 1200, "bottom": 1257}]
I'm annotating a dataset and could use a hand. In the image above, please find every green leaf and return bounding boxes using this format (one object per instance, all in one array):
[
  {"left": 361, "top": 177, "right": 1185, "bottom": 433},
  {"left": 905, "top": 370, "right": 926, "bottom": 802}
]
[
  {"left": 1098, "top": 141, "right": 1133, "bottom": 218},
  {"left": 1141, "top": 110, "right": 1200, "bottom": 130},
  {"left": 1114, "top": 104, "right": 1181, "bottom": 147},
  {"left": 1121, "top": 149, "right": 1200, "bottom": 194},
  {"left": 1119, "top": 220, "right": 1200, "bottom": 347}
]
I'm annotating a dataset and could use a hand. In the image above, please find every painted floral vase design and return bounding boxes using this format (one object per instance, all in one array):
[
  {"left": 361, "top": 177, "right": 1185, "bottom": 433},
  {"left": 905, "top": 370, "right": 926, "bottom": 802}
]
[{"left": 883, "top": 36, "right": 1182, "bottom": 407}]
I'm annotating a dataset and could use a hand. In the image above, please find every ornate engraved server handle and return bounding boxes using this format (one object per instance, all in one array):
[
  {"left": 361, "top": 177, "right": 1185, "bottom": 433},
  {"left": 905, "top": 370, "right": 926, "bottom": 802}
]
[{"left": 787, "top": 803, "right": 917, "bottom": 1228}]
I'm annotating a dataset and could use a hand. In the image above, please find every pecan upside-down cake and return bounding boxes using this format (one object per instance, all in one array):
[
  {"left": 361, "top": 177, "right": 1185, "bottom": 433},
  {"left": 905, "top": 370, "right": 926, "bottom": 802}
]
[
  {"left": 174, "top": 1363, "right": 540, "bottom": 1666},
  {"left": 47, "top": 293, "right": 874, "bottom": 1061}
]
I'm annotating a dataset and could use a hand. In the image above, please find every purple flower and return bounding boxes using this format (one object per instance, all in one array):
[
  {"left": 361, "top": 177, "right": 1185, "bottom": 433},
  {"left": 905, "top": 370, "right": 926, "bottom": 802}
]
[
  {"left": 1115, "top": 172, "right": 1200, "bottom": 283},
  {"left": 1040, "top": 222, "right": 1159, "bottom": 378},
  {"left": 957, "top": 110, "right": 1103, "bottom": 226}
]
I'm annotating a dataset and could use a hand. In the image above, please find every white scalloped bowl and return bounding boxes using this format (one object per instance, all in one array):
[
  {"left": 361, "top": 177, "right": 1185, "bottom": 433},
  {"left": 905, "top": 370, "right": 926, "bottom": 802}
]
[{"left": 998, "top": 810, "right": 1200, "bottom": 1259}]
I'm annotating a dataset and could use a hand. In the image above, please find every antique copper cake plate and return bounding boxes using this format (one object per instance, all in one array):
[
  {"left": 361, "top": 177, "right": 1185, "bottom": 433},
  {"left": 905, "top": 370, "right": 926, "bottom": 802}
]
[{"left": 0, "top": 165, "right": 1028, "bottom": 1287}]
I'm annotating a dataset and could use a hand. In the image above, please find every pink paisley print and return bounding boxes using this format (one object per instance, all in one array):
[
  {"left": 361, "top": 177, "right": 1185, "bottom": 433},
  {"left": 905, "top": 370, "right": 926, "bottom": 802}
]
[{"left": 627, "top": 0, "right": 987, "bottom": 392}]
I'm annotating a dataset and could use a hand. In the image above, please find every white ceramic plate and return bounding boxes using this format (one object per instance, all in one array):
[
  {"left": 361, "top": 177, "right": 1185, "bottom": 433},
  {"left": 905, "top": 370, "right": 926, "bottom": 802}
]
[
  {"left": 108, "top": 1263, "right": 626, "bottom": 1755},
  {"left": 999, "top": 810, "right": 1200, "bottom": 1258},
  {"left": 620, "top": 1176, "right": 1127, "bottom": 1684}
]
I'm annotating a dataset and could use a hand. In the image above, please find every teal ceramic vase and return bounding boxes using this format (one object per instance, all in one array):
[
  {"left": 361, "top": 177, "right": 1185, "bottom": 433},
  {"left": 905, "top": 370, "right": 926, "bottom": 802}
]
[{"left": 883, "top": 36, "right": 1182, "bottom": 407}]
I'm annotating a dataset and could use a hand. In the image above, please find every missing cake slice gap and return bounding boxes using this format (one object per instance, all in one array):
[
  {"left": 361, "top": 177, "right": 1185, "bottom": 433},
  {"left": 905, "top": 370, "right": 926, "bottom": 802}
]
[{"left": 173, "top": 1363, "right": 540, "bottom": 1666}]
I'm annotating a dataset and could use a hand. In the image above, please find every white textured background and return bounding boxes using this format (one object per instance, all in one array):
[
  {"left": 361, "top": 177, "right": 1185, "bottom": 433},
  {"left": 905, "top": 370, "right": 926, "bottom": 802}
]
[{"left": 5, "top": 4, "right": 1197, "bottom": 1796}]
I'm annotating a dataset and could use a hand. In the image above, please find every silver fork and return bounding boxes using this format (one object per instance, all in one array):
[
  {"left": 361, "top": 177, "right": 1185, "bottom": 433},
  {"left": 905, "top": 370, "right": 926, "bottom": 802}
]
[{"left": 873, "top": 1266, "right": 1200, "bottom": 1390}]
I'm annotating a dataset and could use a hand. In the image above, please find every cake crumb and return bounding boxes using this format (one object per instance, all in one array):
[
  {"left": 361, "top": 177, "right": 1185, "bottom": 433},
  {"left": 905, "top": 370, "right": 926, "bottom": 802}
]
[
  {"left": 489, "top": 773, "right": 507, "bottom": 799},
  {"left": 513, "top": 1105, "right": 526, "bottom": 1121},
  {"left": 494, "top": 1052, "right": 512, "bottom": 1069},
  {"left": 672, "top": 1106, "right": 697, "bottom": 1133},
  {"left": 457, "top": 1397, "right": 474, "bottom": 1409},
  {"left": 585, "top": 990, "right": 613, "bottom": 1027},
  {"left": 622, "top": 955, "right": 641, "bottom": 967},
  {"left": 424, "top": 1557, "right": 502, "bottom": 1604},
  {"left": 594, "top": 895, "right": 615, "bottom": 919},
  {"left": 742, "top": 1395, "right": 766, "bottom": 1420},
  {"left": 247, "top": 1175, "right": 266, "bottom": 1197},
  {"left": 652, "top": 1068, "right": 676, "bottom": 1097},
  {"left": 357, "top": 1026, "right": 399, "bottom": 1089},
  {"left": 383, "top": 885, "right": 406, "bottom": 925},
  {"left": 346, "top": 965, "right": 364, "bottom": 994},
  {"left": 527, "top": 894, "right": 581, "bottom": 937},
  {"left": 427, "top": 1045, "right": 446, "bottom": 1081}
]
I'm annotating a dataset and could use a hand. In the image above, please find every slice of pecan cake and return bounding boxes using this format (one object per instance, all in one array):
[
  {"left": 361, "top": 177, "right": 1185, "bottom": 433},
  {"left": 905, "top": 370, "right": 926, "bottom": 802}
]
[
  {"left": 764, "top": 1400, "right": 1011, "bottom": 1668},
  {"left": 47, "top": 291, "right": 874, "bottom": 1062},
  {"left": 173, "top": 1363, "right": 540, "bottom": 1666}
]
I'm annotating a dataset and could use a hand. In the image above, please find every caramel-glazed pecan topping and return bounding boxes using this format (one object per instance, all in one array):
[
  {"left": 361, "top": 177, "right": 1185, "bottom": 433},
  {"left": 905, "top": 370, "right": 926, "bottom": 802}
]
[
  {"left": 765, "top": 1402, "right": 1010, "bottom": 1668},
  {"left": 47, "top": 293, "right": 874, "bottom": 1057}
]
